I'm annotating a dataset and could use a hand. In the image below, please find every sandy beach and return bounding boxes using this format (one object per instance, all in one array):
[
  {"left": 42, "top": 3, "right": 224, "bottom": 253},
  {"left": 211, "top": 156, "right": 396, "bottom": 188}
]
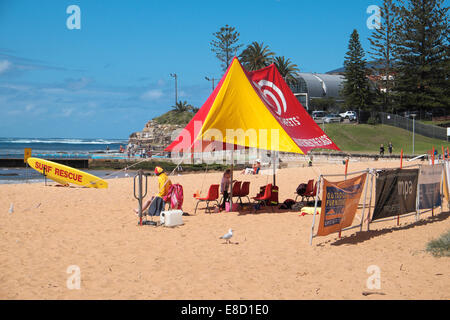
[{"left": 0, "top": 159, "right": 449, "bottom": 300}]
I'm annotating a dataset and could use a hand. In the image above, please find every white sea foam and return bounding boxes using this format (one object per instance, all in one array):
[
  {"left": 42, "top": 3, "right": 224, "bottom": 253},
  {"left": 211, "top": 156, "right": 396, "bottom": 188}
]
[{"left": 0, "top": 138, "right": 127, "bottom": 145}]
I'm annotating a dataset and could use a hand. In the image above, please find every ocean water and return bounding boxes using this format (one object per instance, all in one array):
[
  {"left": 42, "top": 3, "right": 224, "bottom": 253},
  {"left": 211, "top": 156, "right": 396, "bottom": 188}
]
[
  {"left": 0, "top": 137, "right": 128, "bottom": 156},
  {"left": 0, "top": 137, "right": 130, "bottom": 184},
  {"left": 0, "top": 167, "right": 133, "bottom": 184}
]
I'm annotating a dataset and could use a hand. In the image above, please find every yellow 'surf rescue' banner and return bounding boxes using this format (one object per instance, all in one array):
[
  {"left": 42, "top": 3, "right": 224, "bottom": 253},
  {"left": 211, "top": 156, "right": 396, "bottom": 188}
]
[
  {"left": 317, "top": 173, "right": 367, "bottom": 237},
  {"left": 27, "top": 157, "right": 108, "bottom": 188}
]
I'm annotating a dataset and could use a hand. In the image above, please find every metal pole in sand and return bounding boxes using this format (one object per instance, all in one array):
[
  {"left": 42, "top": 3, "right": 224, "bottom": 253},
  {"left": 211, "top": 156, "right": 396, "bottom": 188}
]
[
  {"left": 273, "top": 151, "right": 277, "bottom": 186},
  {"left": 359, "top": 169, "right": 370, "bottom": 232},
  {"left": 344, "top": 158, "right": 349, "bottom": 180},
  {"left": 229, "top": 147, "right": 234, "bottom": 211},
  {"left": 400, "top": 149, "right": 403, "bottom": 169},
  {"left": 397, "top": 150, "right": 404, "bottom": 226},
  {"left": 367, "top": 172, "right": 374, "bottom": 232},
  {"left": 416, "top": 164, "right": 421, "bottom": 222},
  {"left": 432, "top": 146, "right": 435, "bottom": 166},
  {"left": 133, "top": 170, "right": 144, "bottom": 226},
  {"left": 309, "top": 175, "right": 322, "bottom": 245}
]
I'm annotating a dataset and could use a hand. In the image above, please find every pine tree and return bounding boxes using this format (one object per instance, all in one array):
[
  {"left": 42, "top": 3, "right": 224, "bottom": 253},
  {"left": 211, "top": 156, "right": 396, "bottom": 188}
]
[
  {"left": 342, "top": 30, "right": 372, "bottom": 110},
  {"left": 368, "top": 0, "right": 400, "bottom": 113},
  {"left": 210, "top": 25, "right": 243, "bottom": 72},
  {"left": 395, "top": 0, "right": 449, "bottom": 114}
]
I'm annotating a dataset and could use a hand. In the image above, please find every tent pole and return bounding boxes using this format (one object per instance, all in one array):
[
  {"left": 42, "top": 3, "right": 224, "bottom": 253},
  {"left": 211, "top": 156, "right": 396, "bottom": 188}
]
[
  {"left": 309, "top": 175, "right": 322, "bottom": 245},
  {"left": 230, "top": 147, "right": 234, "bottom": 209},
  {"left": 273, "top": 151, "right": 277, "bottom": 186}
]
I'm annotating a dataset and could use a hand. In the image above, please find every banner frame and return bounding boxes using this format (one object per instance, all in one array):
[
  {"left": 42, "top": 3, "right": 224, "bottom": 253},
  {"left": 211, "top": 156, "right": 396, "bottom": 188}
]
[
  {"left": 309, "top": 169, "right": 371, "bottom": 245},
  {"left": 366, "top": 163, "right": 447, "bottom": 230},
  {"left": 416, "top": 163, "right": 444, "bottom": 220}
]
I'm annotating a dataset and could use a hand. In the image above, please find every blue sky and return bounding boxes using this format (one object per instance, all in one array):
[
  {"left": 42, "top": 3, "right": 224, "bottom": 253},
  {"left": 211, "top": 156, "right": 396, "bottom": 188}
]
[{"left": 0, "top": 0, "right": 385, "bottom": 138}]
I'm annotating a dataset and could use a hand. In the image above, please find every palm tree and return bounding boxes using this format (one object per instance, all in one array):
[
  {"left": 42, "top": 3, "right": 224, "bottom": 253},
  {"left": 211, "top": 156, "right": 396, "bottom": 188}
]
[
  {"left": 171, "top": 100, "right": 191, "bottom": 113},
  {"left": 239, "top": 42, "right": 275, "bottom": 71},
  {"left": 190, "top": 106, "right": 200, "bottom": 113},
  {"left": 273, "top": 56, "right": 299, "bottom": 86}
]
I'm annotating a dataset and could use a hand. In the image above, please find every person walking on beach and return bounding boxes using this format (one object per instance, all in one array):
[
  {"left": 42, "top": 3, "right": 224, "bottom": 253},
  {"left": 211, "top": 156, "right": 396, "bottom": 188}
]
[
  {"left": 388, "top": 142, "right": 393, "bottom": 155},
  {"left": 380, "top": 144, "right": 385, "bottom": 157}
]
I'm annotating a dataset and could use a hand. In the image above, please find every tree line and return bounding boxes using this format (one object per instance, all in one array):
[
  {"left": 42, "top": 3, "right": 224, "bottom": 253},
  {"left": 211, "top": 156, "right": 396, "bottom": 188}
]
[
  {"left": 174, "top": 0, "right": 448, "bottom": 118},
  {"left": 343, "top": 0, "right": 449, "bottom": 118},
  {"left": 172, "top": 25, "right": 300, "bottom": 113},
  {"left": 210, "top": 25, "right": 300, "bottom": 85}
]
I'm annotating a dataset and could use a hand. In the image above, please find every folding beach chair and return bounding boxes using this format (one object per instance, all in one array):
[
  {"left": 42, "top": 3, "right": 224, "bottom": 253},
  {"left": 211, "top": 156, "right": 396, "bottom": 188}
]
[
  {"left": 238, "top": 181, "right": 251, "bottom": 204},
  {"left": 295, "top": 179, "right": 314, "bottom": 202},
  {"left": 302, "top": 181, "right": 318, "bottom": 203},
  {"left": 230, "top": 181, "right": 242, "bottom": 204},
  {"left": 252, "top": 183, "right": 274, "bottom": 212},
  {"left": 194, "top": 184, "right": 219, "bottom": 214}
]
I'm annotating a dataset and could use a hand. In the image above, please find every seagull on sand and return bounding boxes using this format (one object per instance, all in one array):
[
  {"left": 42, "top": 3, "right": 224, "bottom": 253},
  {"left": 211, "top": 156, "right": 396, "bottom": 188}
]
[{"left": 220, "top": 229, "right": 233, "bottom": 244}]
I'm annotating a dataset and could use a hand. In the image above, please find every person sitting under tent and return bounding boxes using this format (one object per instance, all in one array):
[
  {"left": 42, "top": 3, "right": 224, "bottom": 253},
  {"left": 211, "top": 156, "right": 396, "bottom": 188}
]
[
  {"left": 220, "top": 169, "right": 233, "bottom": 209},
  {"left": 241, "top": 160, "right": 261, "bottom": 175},
  {"left": 134, "top": 166, "right": 172, "bottom": 216}
]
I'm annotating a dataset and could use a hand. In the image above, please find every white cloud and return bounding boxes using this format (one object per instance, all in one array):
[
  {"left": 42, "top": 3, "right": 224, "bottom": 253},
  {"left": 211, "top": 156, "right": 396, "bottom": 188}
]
[
  {"left": 0, "top": 60, "right": 12, "bottom": 74},
  {"left": 0, "top": 83, "right": 29, "bottom": 91},
  {"left": 66, "top": 77, "right": 92, "bottom": 90},
  {"left": 141, "top": 89, "right": 163, "bottom": 100},
  {"left": 41, "top": 87, "right": 68, "bottom": 94},
  {"left": 61, "top": 108, "right": 74, "bottom": 117}
]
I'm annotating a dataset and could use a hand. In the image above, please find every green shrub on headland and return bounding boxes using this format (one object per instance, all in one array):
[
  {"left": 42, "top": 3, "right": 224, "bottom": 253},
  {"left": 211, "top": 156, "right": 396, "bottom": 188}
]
[{"left": 153, "top": 110, "right": 194, "bottom": 125}]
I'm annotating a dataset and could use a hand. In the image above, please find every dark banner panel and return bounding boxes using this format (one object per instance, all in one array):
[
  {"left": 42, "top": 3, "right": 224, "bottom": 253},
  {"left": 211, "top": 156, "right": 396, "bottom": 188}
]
[
  {"left": 372, "top": 169, "right": 419, "bottom": 221},
  {"left": 418, "top": 165, "right": 442, "bottom": 210}
]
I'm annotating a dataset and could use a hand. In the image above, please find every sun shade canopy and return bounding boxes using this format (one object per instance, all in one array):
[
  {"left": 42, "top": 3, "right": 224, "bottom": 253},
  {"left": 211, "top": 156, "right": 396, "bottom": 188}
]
[{"left": 166, "top": 58, "right": 340, "bottom": 154}]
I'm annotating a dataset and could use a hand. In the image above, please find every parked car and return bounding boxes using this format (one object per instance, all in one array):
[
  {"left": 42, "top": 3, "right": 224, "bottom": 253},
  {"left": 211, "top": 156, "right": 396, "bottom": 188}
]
[
  {"left": 312, "top": 111, "right": 327, "bottom": 122},
  {"left": 339, "top": 111, "right": 357, "bottom": 120},
  {"left": 324, "top": 113, "right": 343, "bottom": 123}
]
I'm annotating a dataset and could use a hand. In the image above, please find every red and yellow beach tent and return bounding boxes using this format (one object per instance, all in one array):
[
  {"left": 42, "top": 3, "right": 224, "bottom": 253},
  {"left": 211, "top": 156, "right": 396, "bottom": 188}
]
[{"left": 165, "top": 57, "right": 340, "bottom": 154}]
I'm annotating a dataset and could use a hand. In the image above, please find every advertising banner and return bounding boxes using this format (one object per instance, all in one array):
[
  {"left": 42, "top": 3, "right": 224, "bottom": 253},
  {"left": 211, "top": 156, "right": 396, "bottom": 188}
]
[
  {"left": 443, "top": 162, "right": 450, "bottom": 202},
  {"left": 418, "top": 165, "right": 442, "bottom": 210},
  {"left": 317, "top": 173, "right": 367, "bottom": 237},
  {"left": 372, "top": 169, "right": 419, "bottom": 221}
]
